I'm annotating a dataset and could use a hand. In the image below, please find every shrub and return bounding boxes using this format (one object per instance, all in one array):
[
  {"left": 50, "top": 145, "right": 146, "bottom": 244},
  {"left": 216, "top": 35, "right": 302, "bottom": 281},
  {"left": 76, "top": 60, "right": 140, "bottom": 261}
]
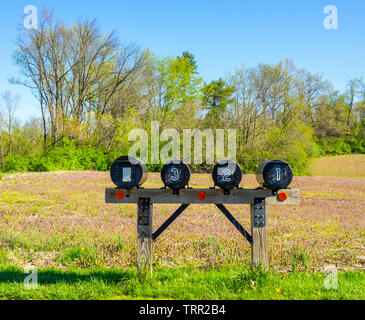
[
  {"left": 3, "top": 154, "right": 29, "bottom": 172},
  {"left": 27, "top": 138, "right": 109, "bottom": 172},
  {"left": 29, "top": 155, "right": 57, "bottom": 172},
  {"left": 316, "top": 138, "right": 352, "bottom": 155},
  {"left": 78, "top": 146, "right": 108, "bottom": 171},
  {"left": 346, "top": 136, "right": 365, "bottom": 153}
]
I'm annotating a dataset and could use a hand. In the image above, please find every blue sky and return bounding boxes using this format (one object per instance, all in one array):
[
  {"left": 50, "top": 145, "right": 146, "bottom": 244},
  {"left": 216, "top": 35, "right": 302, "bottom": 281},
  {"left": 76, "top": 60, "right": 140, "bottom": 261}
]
[{"left": 0, "top": 0, "right": 364, "bottom": 122}]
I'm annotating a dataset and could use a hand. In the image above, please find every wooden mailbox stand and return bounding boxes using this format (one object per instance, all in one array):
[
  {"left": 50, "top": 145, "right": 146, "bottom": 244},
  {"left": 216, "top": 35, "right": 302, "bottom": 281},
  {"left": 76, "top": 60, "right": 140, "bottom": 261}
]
[{"left": 105, "top": 188, "right": 300, "bottom": 277}]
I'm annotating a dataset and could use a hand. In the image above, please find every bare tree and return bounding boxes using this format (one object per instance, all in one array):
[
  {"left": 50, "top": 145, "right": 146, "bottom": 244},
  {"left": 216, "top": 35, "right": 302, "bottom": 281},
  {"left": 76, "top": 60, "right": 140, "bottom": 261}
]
[
  {"left": 346, "top": 78, "right": 362, "bottom": 128},
  {"left": 1, "top": 91, "right": 20, "bottom": 155},
  {"left": 0, "top": 113, "right": 5, "bottom": 168},
  {"left": 12, "top": 9, "right": 145, "bottom": 148}
]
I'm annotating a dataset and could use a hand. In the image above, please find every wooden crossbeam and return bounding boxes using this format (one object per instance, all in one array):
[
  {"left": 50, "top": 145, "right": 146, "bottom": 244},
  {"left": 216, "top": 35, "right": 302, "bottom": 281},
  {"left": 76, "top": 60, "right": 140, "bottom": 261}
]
[{"left": 105, "top": 188, "right": 300, "bottom": 205}]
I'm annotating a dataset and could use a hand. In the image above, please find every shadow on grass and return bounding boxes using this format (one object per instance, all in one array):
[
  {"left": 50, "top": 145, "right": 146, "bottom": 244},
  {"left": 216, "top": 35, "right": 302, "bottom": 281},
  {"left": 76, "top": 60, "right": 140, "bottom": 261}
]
[{"left": 0, "top": 266, "right": 135, "bottom": 285}]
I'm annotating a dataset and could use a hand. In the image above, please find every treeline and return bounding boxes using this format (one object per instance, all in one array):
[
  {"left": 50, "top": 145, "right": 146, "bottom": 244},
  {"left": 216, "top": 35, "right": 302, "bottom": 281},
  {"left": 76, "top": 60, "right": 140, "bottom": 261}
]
[{"left": 0, "top": 11, "right": 364, "bottom": 174}]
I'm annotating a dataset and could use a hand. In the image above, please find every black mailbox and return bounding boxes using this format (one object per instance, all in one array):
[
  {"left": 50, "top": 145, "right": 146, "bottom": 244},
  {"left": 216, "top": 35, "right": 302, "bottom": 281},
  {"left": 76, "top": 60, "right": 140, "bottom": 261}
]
[
  {"left": 256, "top": 160, "right": 293, "bottom": 191},
  {"left": 161, "top": 160, "right": 191, "bottom": 190},
  {"left": 110, "top": 156, "right": 148, "bottom": 189},
  {"left": 212, "top": 160, "right": 242, "bottom": 190}
]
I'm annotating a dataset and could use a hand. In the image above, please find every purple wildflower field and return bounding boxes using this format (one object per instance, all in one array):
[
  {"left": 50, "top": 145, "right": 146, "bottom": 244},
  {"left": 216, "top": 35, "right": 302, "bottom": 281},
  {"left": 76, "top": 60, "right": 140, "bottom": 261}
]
[{"left": 0, "top": 170, "right": 364, "bottom": 271}]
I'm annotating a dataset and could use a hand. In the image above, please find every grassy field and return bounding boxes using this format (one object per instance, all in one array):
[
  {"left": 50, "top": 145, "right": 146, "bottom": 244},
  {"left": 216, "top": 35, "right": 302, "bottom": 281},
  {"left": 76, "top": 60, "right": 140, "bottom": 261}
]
[
  {"left": 308, "top": 154, "right": 365, "bottom": 179},
  {"left": 0, "top": 155, "right": 364, "bottom": 299}
]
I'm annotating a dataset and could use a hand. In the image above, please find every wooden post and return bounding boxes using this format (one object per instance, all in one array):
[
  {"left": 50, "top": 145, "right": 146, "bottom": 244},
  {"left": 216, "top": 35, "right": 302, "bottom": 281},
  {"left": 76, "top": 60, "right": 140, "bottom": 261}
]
[
  {"left": 137, "top": 198, "right": 153, "bottom": 278},
  {"left": 250, "top": 198, "right": 268, "bottom": 270}
]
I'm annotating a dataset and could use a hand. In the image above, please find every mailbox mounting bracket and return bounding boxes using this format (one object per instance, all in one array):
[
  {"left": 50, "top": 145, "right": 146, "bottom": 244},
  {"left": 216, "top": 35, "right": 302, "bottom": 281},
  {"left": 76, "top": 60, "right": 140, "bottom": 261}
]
[{"left": 253, "top": 198, "right": 266, "bottom": 228}]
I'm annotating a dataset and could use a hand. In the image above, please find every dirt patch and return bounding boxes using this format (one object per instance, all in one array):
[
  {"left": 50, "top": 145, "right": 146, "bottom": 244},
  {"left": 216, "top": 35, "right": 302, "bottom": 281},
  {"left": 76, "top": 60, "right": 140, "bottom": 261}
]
[{"left": 8, "top": 249, "right": 64, "bottom": 269}]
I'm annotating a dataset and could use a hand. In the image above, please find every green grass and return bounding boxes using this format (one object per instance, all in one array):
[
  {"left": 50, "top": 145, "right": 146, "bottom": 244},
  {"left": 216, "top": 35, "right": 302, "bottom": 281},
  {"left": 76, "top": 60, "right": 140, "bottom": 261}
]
[{"left": 0, "top": 263, "right": 363, "bottom": 300}]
